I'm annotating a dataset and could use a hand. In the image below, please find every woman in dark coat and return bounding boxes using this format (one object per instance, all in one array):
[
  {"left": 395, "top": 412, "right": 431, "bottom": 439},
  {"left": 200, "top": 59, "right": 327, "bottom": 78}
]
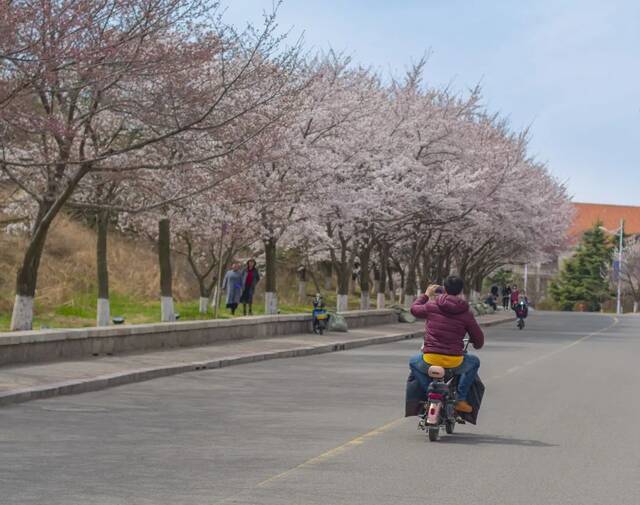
[{"left": 240, "top": 259, "right": 261, "bottom": 315}]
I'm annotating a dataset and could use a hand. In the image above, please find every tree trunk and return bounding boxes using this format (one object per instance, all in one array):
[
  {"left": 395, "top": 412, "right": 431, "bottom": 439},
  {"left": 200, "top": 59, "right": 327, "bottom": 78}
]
[
  {"left": 376, "top": 244, "right": 388, "bottom": 309},
  {"left": 327, "top": 230, "right": 353, "bottom": 313},
  {"left": 298, "top": 281, "right": 307, "bottom": 302},
  {"left": 10, "top": 203, "right": 54, "bottom": 331},
  {"left": 197, "top": 279, "right": 211, "bottom": 314},
  {"left": 10, "top": 163, "right": 91, "bottom": 331},
  {"left": 359, "top": 242, "right": 372, "bottom": 310},
  {"left": 336, "top": 268, "right": 350, "bottom": 309},
  {"left": 158, "top": 218, "right": 175, "bottom": 322},
  {"left": 634, "top": 300, "right": 638, "bottom": 313},
  {"left": 420, "top": 252, "right": 432, "bottom": 290},
  {"left": 307, "top": 265, "right": 322, "bottom": 294},
  {"left": 264, "top": 237, "right": 278, "bottom": 314},
  {"left": 199, "top": 297, "right": 209, "bottom": 314},
  {"left": 405, "top": 253, "right": 418, "bottom": 309},
  {"left": 336, "top": 265, "right": 350, "bottom": 311},
  {"left": 96, "top": 211, "right": 110, "bottom": 327},
  {"left": 320, "top": 261, "right": 333, "bottom": 290}
]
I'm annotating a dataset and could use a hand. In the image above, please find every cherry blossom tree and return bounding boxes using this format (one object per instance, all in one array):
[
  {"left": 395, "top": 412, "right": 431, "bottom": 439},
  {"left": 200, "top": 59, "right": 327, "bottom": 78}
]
[
  {"left": 242, "top": 53, "right": 384, "bottom": 314},
  {"left": 0, "top": 0, "right": 300, "bottom": 329},
  {"left": 620, "top": 240, "right": 640, "bottom": 313}
]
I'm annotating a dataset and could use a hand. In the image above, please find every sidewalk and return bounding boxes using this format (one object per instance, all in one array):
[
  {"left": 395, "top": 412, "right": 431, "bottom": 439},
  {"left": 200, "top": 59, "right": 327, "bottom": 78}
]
[{"left": 0, "top": 313, "right": 511, "bottom": 406}]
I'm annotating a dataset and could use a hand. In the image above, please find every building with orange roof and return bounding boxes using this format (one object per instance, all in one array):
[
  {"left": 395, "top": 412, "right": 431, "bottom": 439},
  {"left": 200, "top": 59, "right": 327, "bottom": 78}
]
[
  {"left": 504, "top": 202, "right": 640, "bottom": 304},
  {"left": 570, "top": 202, "right": 640, "bottom": 242}
]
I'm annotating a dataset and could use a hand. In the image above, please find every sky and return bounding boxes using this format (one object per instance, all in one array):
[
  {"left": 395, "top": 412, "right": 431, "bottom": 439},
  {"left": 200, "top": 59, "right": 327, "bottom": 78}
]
[{"left": 222, "top": 0, "right": 640, "bottom": 206}]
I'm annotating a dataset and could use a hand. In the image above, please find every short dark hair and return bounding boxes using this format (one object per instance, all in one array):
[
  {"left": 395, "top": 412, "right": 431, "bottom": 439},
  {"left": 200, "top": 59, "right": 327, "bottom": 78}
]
[{"left": 444, "top": 275, "right": 464, "bottom": 296}]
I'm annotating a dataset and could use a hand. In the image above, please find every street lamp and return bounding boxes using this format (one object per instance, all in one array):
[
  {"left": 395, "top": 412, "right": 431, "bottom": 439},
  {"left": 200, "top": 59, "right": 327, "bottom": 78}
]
[
  {"left": 615, "top": 219, "right": 624, "bottom": 316},
  {"left": 601, "top": 220, "right": 624, "bottom": 315}
]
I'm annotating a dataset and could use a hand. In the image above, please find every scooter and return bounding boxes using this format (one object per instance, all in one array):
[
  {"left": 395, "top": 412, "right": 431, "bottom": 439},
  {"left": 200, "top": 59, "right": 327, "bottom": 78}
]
[
  {"left": 414, "top": 339, "right": 484, "bottom": 442},
  {"left": 418, "top": 365, "right": 467, "bottom": 441},
  {"left": 514, "top": 301, "right": 528, "bottom": 330},
  {"left": 311, "top": 294, "right": 329, "bottom": 334}
]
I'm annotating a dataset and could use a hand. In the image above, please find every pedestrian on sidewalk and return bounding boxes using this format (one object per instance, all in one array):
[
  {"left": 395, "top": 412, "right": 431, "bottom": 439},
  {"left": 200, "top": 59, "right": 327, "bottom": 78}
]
[
  {"left": 510, "top": 285, "right": 520, "bottom": 310},
  {"left": 240, "top": 259, "right": 261, "bottom": 315},
  {"left": 222, "top": 262, "right": 243, "bottom": 315},
  {"left": 501, "top": 285, "right": 511, "bottom": 310}
]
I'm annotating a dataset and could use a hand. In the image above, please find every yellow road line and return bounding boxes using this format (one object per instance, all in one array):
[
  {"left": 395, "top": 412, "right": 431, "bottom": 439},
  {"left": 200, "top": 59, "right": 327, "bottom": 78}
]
[{"left": 256, "top": 417, "right": 406, "bottom": 488}]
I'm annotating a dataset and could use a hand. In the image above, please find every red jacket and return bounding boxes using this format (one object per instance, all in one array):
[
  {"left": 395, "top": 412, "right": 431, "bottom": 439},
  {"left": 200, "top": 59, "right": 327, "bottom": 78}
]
[{"left": 410, "top": 294, "right": 485, "bottom": 356}]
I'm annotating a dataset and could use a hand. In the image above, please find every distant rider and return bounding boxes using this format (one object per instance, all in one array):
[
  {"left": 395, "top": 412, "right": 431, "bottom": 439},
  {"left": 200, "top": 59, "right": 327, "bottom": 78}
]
[
  {"left": 408, "top": 275, "right": 485, "bottom": 414},
  {"left": 514, "top": 296, "right": 529, "bottom": 320}
]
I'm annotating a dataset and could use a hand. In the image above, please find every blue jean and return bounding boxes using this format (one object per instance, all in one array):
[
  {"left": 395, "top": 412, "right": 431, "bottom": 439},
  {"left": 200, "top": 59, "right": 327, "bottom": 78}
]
[{"left": 409, "top": 352, "right": 480, "bottom": 402}]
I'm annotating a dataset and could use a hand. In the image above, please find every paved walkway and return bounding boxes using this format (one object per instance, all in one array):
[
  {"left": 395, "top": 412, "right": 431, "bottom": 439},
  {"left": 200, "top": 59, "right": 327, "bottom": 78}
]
[{"left": 0, "top": 313, "right": 511, "bottom": 405}]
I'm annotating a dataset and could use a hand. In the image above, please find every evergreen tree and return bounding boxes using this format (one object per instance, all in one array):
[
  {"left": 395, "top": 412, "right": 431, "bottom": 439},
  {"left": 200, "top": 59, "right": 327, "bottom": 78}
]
[{"left": 550, "top": 222, "right": 614, "bottom": 311}]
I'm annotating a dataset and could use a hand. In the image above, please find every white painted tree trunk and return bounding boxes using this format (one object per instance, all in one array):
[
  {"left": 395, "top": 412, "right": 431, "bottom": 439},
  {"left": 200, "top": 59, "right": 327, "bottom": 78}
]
[
  {"left": 298, "top": 281, "right": 307, "bottom": 303},
  {"left": 634, "top": 301, "right": 638, "bottom": 313},
  {"left": 97, "top": 298, "right": 110, "bottom": 327},
  {"left": 199, "top": 297, "right": 209, "bottom": 314},
  {"left": 161, "top": 296, "right": 176, "bottom": 322},
  {"left": 265, "top": 292, "right": 278, "bottom": 315},
  {"left": 360, "top": 291, "right": 370, "bottom": 310},
  {"left": 376, "top": 293, "right": 385, "bottom": 309},
  {"left": 10, "top": 295, "right": 34, "bottom": 331},
  {"left": 337, "top": 294, "right": 349, "bottom": 313},
  {"left": 403, "top": 295, "right": 415, "bottom": 310}
]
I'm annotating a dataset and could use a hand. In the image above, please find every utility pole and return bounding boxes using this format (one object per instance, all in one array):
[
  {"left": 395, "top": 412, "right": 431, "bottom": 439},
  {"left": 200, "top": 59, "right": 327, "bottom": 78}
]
[{"left": 616, "top": 219, "right": 624, "bottom": 316}]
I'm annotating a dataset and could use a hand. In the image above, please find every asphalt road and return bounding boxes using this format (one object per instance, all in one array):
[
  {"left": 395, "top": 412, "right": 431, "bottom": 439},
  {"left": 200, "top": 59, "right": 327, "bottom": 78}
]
[{"left": 1, "top": 311, "right": 639, "bottom": 505}]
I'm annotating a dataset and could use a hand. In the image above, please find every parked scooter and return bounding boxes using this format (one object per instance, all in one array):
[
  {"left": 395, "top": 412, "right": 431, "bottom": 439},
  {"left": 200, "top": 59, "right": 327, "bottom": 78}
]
[{"left": 311, "top": 294, "right": 329, "bottom": 334}]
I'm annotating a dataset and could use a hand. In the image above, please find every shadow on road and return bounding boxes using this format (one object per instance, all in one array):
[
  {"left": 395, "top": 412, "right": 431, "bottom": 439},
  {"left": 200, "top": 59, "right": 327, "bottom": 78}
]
[{"left": 438, "top": 433, "right": 557, "bottom": 447}]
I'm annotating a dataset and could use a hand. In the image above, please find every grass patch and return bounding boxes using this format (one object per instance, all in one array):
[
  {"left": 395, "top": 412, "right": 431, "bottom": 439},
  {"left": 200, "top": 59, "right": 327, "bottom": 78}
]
[{"left": 0, "top": 292, "right": 336, "bottom": 331}]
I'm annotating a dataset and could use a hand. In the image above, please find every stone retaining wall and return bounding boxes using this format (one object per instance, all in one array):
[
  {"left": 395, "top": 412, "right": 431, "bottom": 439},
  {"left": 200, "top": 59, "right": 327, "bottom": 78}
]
[{"left": 0, "top": 310, "right": 397, "bottom": 366}]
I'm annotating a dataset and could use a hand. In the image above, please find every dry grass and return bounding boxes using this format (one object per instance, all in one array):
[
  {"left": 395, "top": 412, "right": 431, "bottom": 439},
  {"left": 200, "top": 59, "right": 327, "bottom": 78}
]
[{"left": 0, "top": 215, "right": 198, "bottom": 315}]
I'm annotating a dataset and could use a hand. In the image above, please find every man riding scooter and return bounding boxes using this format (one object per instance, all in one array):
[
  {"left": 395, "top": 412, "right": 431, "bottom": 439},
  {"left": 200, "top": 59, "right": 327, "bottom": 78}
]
[{"left": 408, "top": 275, "right": 485, "bottom": 413}]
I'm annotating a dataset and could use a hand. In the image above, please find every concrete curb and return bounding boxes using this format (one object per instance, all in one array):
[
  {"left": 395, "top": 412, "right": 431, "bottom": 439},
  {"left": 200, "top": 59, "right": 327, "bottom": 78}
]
[{"left": 0, "top": 315, "right": 512, "bottom": 407}]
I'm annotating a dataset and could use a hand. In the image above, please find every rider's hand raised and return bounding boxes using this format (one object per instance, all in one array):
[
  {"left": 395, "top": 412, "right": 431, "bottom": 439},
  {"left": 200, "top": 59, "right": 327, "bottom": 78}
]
[{"left": 425, "top": 284, "right": 440, "bottom": 299}]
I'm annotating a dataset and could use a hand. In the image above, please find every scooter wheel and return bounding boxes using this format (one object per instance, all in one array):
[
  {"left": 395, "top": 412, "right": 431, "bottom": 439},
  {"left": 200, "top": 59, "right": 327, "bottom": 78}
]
[
  {"left": 445, "top": 421, "right": 455, "bottom": 434},
  {"left": 428, "top": 427, "right": 440, "bottom": 442}
]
